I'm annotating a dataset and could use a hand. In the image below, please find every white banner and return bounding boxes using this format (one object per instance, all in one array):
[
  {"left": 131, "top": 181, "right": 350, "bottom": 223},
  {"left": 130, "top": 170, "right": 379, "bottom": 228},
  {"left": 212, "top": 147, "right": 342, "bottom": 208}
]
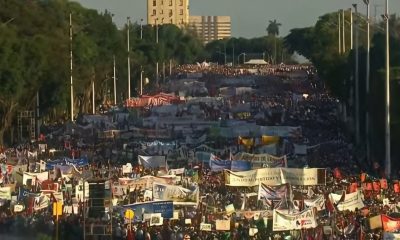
[
  {"left": 152, "top": 182, "right": 198, "bottom": 204},
  {"left": 168, "top": 168, "right": 185, "bottom": 175},
  {"left": 330, "top": 191, "right": 364, "bottom": 212},
  {"left": 122, "top": 163, "right": 133, "bottom": 174},
  {"left": 0, "top": 187, "right": 11, "bottom": 200},
  {"left": 272, "top": 209, "right": 317, "bottom": 231},
  {"left": 234, "top": 152, "right": 287, "bottom": 168},
  {"left": 224, "top": 168, "right": 326, "bottom": 187},
  {"left": 304, "top": 195, "right": 325, "bottom": 211},
  {"left": 138, "top": 155, "right": 167, "bottom": 169}
]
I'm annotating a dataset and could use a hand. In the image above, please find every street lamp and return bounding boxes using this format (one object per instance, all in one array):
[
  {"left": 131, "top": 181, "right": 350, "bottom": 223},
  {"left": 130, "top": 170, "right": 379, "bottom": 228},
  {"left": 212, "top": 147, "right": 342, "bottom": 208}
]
[
  {"left": 363, "top": 0, "right": 371, "bottom": 164},
  {"left": 127, "top": 17, "right": 131, "bottom": 99},
  {"left": 69, "top": 13, "right": 74, "bottom": 121},
  {"left": 338, "top": 10, "right": 342, "bottom": 54},
  {"left": 238, "top": 53, "right": 246, "bottom": 64},
  {"left": 140, "top": 68, "right": 144, "bottom": 95},
  {"left": 382, "top": 0, "right": 390, "bottom": 178},
  {"left": 140, "top": 18, "right": 143, "bottom": 40},
  {"left": 353, "top": 4, "right": 360, "bottom": 146},
  {"left": 216, "top": 48, "right": 227, "bottom": 65},
  {"left": 155, "top": 18, "right": 159, "bottom": 85},
  {"left": 113, "top": 55, "right": 117, "bottom": 105}
]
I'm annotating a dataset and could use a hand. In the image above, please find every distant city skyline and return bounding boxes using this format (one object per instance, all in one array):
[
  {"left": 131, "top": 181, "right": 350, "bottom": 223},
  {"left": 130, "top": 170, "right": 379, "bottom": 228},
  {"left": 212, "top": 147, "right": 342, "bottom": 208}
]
[{"left": 76, "top": 0, "right": 400, "bottom": 38}]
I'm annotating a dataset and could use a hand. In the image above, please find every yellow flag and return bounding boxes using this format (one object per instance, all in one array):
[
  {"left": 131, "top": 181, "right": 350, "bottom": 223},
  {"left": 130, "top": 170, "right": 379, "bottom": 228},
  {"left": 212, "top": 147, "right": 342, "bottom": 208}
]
[{"left": 261, "top": 135, "right": 280, "bottom": 145}]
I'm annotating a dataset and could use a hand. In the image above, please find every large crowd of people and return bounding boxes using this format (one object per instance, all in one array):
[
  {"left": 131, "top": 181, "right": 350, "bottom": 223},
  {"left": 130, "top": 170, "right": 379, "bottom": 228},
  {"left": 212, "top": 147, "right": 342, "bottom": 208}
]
[{"left": 0, "top": 64, "right": 398, "bottom": 240}]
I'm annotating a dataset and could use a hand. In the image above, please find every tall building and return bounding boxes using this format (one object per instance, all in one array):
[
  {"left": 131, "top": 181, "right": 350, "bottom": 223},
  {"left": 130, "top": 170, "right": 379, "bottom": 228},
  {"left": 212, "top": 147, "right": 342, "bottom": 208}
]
[
  {"left": 147, "top": 0, "right": 189, "bottom": 27},
  {"left": 189, "top": 16, "right": 231, "bottom": 44}
]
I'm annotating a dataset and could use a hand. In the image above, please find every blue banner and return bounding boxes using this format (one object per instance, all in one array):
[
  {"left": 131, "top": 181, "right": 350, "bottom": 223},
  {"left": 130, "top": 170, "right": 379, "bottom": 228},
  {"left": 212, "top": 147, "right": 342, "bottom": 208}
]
[
  {"left": 210, "top": 160, "right": 231, "bottom": 172},
  {"left": 123, "top": 201, "right": 173, "bottom": 222},
  {"left": 18, "top": 187, "right": 30, "bottom": 201},
  {"left": 231, "top": 160, "right": 251, "bottom": 171},
  {"left": 45, "top": 157, "right": 89, "bottom": 170},
  {"left": 195, "top": 152, "right": 211, "bottom": 165},
  {"left": 64, "top": 157, "right": 89, "bottom": 167}
]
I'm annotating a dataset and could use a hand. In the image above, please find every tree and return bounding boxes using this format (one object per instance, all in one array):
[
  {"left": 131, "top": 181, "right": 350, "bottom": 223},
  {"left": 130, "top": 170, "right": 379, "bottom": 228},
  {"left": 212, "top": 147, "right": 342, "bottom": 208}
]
[{"left": 267, "top": 19, "right": 282, "bottom": 64}]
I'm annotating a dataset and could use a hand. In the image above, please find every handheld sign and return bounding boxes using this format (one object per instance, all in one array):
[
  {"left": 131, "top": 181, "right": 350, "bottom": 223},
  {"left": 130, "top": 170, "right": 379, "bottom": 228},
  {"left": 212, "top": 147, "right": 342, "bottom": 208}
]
[{"left": 125, "top": 209, "right": 135, "bottom": 220}]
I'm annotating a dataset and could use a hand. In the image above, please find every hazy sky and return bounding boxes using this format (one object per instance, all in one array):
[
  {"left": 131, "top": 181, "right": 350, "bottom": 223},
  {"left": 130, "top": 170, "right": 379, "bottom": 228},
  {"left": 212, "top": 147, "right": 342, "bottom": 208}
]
[{"left": 76, "top": 0, "right": 400, "bottom": 38}]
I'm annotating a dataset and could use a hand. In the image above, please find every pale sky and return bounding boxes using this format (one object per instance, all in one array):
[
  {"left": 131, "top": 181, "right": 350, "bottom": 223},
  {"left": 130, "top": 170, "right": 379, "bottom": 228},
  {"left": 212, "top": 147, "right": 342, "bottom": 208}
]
[{"left": 75, "top": 0, "right": 400, "bottom": 38}]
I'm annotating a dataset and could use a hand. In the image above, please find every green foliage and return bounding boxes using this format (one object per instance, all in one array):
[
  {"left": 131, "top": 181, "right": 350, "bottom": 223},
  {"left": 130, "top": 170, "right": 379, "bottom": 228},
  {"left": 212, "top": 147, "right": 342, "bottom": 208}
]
[
  {"left": 267, "top": 19, "right": 282, "bottom": 36},
  {"left": 0, "top": 0, "right": 205, "bottom": 145}
]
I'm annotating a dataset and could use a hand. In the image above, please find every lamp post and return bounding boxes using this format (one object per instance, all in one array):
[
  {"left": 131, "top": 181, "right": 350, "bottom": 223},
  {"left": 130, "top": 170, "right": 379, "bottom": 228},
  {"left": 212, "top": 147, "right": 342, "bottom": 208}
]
[
  {"left": 155, "top": 18, "right": 159, "bottom": 85},
  {"left": 140, "top": 68, "right": 144, "bottom": 95},
  {"left": 338, "top": 11, "right": 342, "bottom": 54},
  {"left": 69, "top": 13, "right": 74, "bottom": 121},
  {"left": 342, "top": 9, "right": 346, "bottom": 53},
  {"left": 127, "top": 17, "right": 131, "bottom": 99},
  {"left": 140, "top": 18, "right": 143, "bottom": 40},
  {"left": 363, "top": 0, "right": 371, "bottom": 164},
  {"left": 349, "top": 8, "right": 353, "bottom": 50},
  {"left": 238, "top": 53, "right": 246, "bottom": 64},
  {"left": 383, "top": 0, "right": 390, "bottom": 178},
  {"left": 113, "top": 56, "right": 117, "bottom": 105},
  {"left": 353, "top": 4, "right": 360, "bottom": 146}
]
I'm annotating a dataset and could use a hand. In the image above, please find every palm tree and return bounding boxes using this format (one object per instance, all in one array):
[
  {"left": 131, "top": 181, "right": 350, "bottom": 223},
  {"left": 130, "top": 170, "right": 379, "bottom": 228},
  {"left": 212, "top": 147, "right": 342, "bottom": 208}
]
[{"left": 267, "top": 19, "right": 282, "bottom": 64}]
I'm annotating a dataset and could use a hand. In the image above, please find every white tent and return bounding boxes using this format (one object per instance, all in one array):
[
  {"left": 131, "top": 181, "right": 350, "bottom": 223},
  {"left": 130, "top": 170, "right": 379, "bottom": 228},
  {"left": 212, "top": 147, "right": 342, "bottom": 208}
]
[{"left": 244, "top": 59, "right": 269, "bottom": 65}]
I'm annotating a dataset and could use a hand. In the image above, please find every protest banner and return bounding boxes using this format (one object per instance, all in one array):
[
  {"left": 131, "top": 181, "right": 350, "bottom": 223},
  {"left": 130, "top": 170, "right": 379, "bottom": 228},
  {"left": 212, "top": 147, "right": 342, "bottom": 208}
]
[
  {"left": 215, "top": 220, "right": 230, "bottom": 231},
  {"left": 200, "top": 223, "right": 212, "bottom": 231},
  {"left": 272, "top": 209, "right": 317, "bottom": 231},
  {"left": 224, "top": 168, "right": 326, "bottom": 186},
  {"left": 330, "top": 191, "right": 364, "bottom": 212},
  {"left": 152, "top": 182, "right": 198, "bottom": 204},
  {"left": 0, "top": 186, "right": 11, "bottom": 200},
  {"left": 234, "top": 152, "right": 287, "bottom": 168},
  {"left": 138, "top": 155, "right": 167, "bottom": 169},
  {"left": 304, "top": 195, "right": 325, "bottom": 211},
  {"left": 210, "top": 159, "right": 231, "bottom": 172},
  {"left": 382, "top": 215, "right": 400, "bottom": 232},
  {"left": 123, "top": 201, "right": 173, "bottom": 222},
  {"left": 258, "top": 183, "right": 289, "bottom": 201}
]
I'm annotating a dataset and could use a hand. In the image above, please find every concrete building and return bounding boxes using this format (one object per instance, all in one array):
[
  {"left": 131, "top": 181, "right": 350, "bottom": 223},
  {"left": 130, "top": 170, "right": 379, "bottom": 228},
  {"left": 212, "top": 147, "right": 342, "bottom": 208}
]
[
  {"left": 189, "top": 16, "right": 231, "bottom": 44},
  {"left": 147, "top": 0, "right": 189, "bottom": 27}
]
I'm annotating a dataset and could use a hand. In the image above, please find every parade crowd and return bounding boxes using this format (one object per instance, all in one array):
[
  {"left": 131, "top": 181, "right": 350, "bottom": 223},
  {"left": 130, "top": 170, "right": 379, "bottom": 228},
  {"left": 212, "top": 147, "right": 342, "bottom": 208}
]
[{"left": 0, "top": 64, "right": 398, "bottom": 240}]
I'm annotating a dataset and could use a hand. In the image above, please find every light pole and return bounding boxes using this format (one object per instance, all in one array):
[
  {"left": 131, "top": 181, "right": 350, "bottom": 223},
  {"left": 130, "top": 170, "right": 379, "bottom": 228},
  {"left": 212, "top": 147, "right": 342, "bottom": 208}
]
[
  {"left": 140, "top": 18, "right": 143, "bottom": 40},
  {"left": 383, "top": 0, "right": 390, "bottom": 178},
  {"left": 342, "top": 9, "right": 346, "bottom": 53},
  {"left": 113, "top": 55, "right": 117, "bottom": 105},
  {"left": 349, "top": 8, "right": 353, "bottom": 50},
  {"left": 127, "top": 17, "right": 131, "bottom": 99},
  {"left": 140, "top": 68, "right": 144, "bottom": 95},
  {"left": 238, "top": 53, "right": 246, "bottom": 64},
  {"left": 155, "top": 18, "right": 159, "bottom": 85},
  {"left": 363, "top": 0, "right": 371, "bottom": 164},
  {"left": 69, "top": 13, "right": 74, "bottom": 121},
  {"left": 353, "top": 4, "right": 360, "bottom": 146},
  {"left": 92, "top": 78, "right": 95, "bottom": 114},
  {"left": 338, "top": 11, "right": 342, "bottom": 54}
]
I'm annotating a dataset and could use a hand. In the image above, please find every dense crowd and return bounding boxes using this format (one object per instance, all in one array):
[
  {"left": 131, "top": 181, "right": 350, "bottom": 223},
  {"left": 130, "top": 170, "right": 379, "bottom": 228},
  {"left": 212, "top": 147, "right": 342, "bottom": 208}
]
[{"left": 0, "top": 64, "right": 397, "bottom": 240}]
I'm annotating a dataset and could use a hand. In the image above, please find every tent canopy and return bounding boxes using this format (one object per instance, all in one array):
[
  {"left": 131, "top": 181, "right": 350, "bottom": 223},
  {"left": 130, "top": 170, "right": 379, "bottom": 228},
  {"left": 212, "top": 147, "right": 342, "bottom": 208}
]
[{"left": 244, "top": 59, "right": 269, "bottom": 65}]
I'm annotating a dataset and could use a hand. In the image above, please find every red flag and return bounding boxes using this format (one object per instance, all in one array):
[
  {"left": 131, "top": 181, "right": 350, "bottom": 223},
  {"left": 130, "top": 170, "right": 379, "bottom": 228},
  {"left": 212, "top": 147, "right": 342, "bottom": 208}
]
[
  {"left": 394, "top": 182, "right": 400, "bottom": 193},
  {"left": 333, "top": 168, "right": 342, "bottom": 180},
  {"left": 324, "top": 193, "right": 335, "bottom": 213}
]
